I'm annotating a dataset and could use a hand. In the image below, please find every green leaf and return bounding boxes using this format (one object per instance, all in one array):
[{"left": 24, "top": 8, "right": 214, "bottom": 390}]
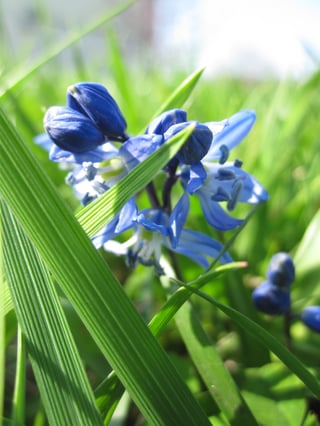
[
  {"left": 0, "top": 279, "right": 14, "bottom": 317},
  {"left": 2, "top": 202, "right": 103, "bottom": 426},
  {"left": 159, "top": 261, "right": 258, "bottom": 426},
  {"left": 294, "top": 208, "right": 320, "bottom": 276},
  {"left": 176, "top": 281, "right": 320, "bottom": 400},
  {"left": 0, "top": 103, "right": 209, "bottom": 424},
  {"left": 0, "top": 215, "right": 5, "bottom": 422},
  {"left": 147, "top": 67, "right": 205, "bottom": 124},
  {"left": 76, "top": 123, "right": 195, "bottom": 238},
  {"left": 0, "top": 0, "right": 137, "bottom": 97}
]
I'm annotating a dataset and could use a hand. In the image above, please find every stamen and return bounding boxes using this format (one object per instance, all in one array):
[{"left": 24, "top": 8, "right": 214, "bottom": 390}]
[
  {"left": 82, "top": 193, "right": 97, "bottom": 206},
  {"left": 219, "top": 144, "right": 229, "bottom": 164},
  {"left": 91, "top": 180, "right": 109, "bottom": 195},
  {"left": 66, "top": 172, "right": 76, "bottom": 185},
  {"left": 234, "top": 159, "right": 243, "bottom": 168},
  {"left": 227, "top": 179, "right": 243, "bottom": 211},
  {"left": 211, "top": 186, "right": 230, "bottom": 202},
  {"left": 83, "top": 162, "right": 97, "bottom": 181},
  {"left": 217, "top": 168, "right": 236, "bottom": 180}
]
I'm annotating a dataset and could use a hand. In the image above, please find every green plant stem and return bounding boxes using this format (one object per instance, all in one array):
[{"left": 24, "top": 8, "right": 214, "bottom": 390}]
[
  {"left": 0, "top": 214, "right": 4, "bottom": 423},
  {"left": 11, "top": 326, "right": 26, "bottom": 426},
  {"left": 160, "top": 259, "right": 258, "bottom": 426}
]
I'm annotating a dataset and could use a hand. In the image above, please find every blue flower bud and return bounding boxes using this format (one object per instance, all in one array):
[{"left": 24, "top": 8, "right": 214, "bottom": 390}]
[
  {"left": 146, "top": 109, "right": 187, "bottom": 135},
  {"left": 67, "top": 82, "right": 127, "bottom": 141},
  {"left": 266, "top": 252, "right": 295, "bottom": 288},
  {"left": 252, "top": 280, "right": 291, "bottom": 315},
  {"left": 301, "top": 306, "right": 320, "bottom": 333},
  {"left": 164, "top": 122, "right": 213, "bottom": 165},
  {"left": 44, "top": 106, "right": 105, "bottom": 153}
]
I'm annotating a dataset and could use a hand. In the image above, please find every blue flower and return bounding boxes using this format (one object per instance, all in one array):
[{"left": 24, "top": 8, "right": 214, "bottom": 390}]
[
  {"left": 252, "top": 281, "right": 291, "bottom": 315},
  {"left": 101, "top": 206, "right": 232, "bottom": 271},
  {"left": 301, "top": 306, "right": 320, "bottom": 333},
  {"left": 184, "top": 161, "right": 268, "bottom": 231},
  {"left": 43, "top": 82, "right": 127, "bottom": 155},
  {"left": 44, "top": 106, "right": 105, "bottom": 153},
  {"left": 67, "top": 82, "right": 127, "bottom": 141},
  {"left": 266, "top": 252, "right": 295, "bottom": 288},
  {"left": 146, "top": 109, "right": 213, "bottom": 166},
  {"left": 164, "top": 122, "right": 212, "bottom": 164}
]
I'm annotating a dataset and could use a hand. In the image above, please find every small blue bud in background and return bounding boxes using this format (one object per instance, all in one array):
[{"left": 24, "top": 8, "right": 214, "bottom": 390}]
[
  {"left": 266, "top": 252, "right": 295, "bottom": 288},
  {"left": 67, "top": 82, "right": 127, "bottom": 141},
  {"left": 164, "top": 122, "right": 213, "bottom": 164},
  {"left": 301, "top": 306, "right": 320, "bottom": 333},
  {"left": 252, "top": 280, "right": 291, "bottom": 315},
  {"left": 44, "top": 106, "right": 105, "bottom": 153}
]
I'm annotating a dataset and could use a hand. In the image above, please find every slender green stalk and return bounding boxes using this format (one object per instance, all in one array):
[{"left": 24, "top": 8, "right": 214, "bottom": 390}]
[
  {"left": 160, "top": 261, "right": 258, "bottom": 426},
  {"left": 0, "top": 213, "right": 5, "bottom": 423},
  {"left": 11, "top": 327, "right": 26, "bottom": 426}
]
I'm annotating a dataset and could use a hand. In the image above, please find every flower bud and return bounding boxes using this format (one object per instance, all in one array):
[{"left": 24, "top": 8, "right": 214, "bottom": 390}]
[
  {"left": 164, "top": 122, "right": 213, "bottom": 165},
  {"left": 301, "top": 306, "right": 320, "bottom": 333},
  {"left": 266, "top": 252, "right": 295, "bottom": 288},
  {"left": 44, "top": 106, "right": 105, "bottom": 153},
  {"left": 67, "top": 82, "right": 127, "bottom": 141},
  {"left": 146, "top": 109, "right": 187, "bottom": 135},
  {"left": 252, "top": 280, "right": 290, "bottom": 315}
]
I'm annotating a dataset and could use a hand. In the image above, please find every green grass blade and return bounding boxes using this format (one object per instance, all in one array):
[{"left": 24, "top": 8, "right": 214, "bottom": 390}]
[
  {"left": 0, "top": 104, "right": 209, "bottom": 424},
  {"left": 177, "top": 281, "right": 320, "bottom": 400},
  {"left": 76, "top": 123, "right": 195, "bottom": 238},
  {"left": 2, "top": 202, "right": 103, "bottom": 426},
  {"left": 10, "top": 327, "right": 26, "bottom": 426},
  {"left": 0, "top": 279, "right": 13, "bottom": 317},
  {"left": 0, "top": 215, "right": 4, "bottom": 422},
  {"left": 95, "top": 262, "right": 246, "bottom": 422},
  {"left": 159, "top": 261, "right": 258, "bottom": 426},
  {"left": 0, "top": 0, "right": 137, "bottom": 98},
  {"left": 148, "top": 67, "right": 205, "bottom": 122}
]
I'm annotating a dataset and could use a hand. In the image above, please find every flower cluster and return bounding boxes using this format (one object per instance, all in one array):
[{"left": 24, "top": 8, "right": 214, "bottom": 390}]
[
  {"left": 253, "top": 252, "right": 320, "bottom": 333},
  {"left": 36, "top": 82, "right": 268, "bottom": 272}
]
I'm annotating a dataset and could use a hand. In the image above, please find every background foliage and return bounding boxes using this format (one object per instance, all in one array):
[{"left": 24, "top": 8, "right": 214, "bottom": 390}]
[{"left": 1, "top": 1, "right": 320, "bottom": 425}]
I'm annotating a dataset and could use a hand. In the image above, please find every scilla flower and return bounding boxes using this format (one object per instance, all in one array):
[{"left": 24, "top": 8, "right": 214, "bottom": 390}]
[
  {"left": 301, "top": 306, "right": 320, "bottom": 333},
  {"left": 43, "top": 82, "right": 127, "bottom": 154},
  {"left": 266, "top": 252, "right": 295, "bottom": 288},
  {"left": 252, "top": 281, "right": 291, "bottom": 315},
  {"left": 100, "top": 207, "right": 232, "bottom": 272}
]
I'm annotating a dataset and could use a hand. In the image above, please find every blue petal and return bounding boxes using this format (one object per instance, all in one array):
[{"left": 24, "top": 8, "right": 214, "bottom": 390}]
[
  {"left": 92, "top": 215, "right": 119, "bottom": 249},
  {"left": 164, "top": 122, "right": 212, "bottom": 164},
  {"left": 204, "top": 163, "right": 269, "bottom": 204},
  {"left": 181, "top": 162, "right": 207, "bottom": 194},
  {"left": 204, "top": 110, "right": 256, "bottom": 161},
  {"left": 67, "top": 82, "right": 127, "bottom": 140},
  {"left": 119, "top": 134, "right": 164, "bottom": 170},
  {"left": 266, "top": 252, "right": 295, "bottom": 288},
  {"left": 44, "top": 106, "right": 105, "bottom": 153},
  {"left": 135, "top": 209, "right": 170, "bottom": 237},
  {"left": 146, "top": 109, "right": 187, "bottom": 135},
  {"left": 34, "top": 133, "right": 54, "bottom": 151},
  {"left": 252, "top": 281, "right": 291, "bottom": 315},
  {"left": 169, "top": 192, "right": 190, "bottom": 248},
  {"left": 49, "top": 142, "right": 119, "bottom": 163},
  {"left": 301, "top": 306, "right": 320, "bottom": 333},
  {"left": 115, "top": 198, "right": 138, "bottom": 234},
  {"left": 197, "top": 190, "right": 243, "bottom": 230},
  {"left": 172, "top": 229, "right": 232, "bottom": 268},
  {"left": 219, "top": 164, "right": 268, "bottom": 203}
]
